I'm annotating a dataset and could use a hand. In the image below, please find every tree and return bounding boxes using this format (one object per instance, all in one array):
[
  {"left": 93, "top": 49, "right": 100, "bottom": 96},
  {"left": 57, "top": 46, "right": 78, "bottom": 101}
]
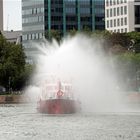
[
  {"left": 116, "top": 52, "right": 140, "bottom": 91},
  {"left": 45, "top": 29, "right": 61, "bottom": 42},
  {"left": 0, "top": 33, "right": 26, "bottom": 91},
  {"left": 68, "top": 28, "right": 77, "bottom": 36},
  {"left": 12, "top": 64, "right": 34, "bottom": 90},
  {"left": 106, "top": 33, "right": 131, "bottom": 48},
  {"left": 127, "top": 31, "right": 140, "bottom": 44},
  {"left": 126, "top": 32, "right": 140, "bottom": 53}
]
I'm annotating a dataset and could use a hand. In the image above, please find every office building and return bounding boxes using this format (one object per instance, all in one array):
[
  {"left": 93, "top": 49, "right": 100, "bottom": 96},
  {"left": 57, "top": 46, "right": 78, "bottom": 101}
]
[
  {"left": 2, "top": 30, "right": 22, "bottom": 44},
  {"left": 22, "top": 0, "right": 105, "bottom": 63},
  {"left": 105, "top": 0, "right": 140, "bottom": 33}
]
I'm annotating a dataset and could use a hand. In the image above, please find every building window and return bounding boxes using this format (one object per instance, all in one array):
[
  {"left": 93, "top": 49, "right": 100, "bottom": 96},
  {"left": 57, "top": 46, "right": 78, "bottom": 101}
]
[
  {"left": 125, "top": 28, "right": 127, "bottom": 32},
  {"left": 33, "top": 8, "right": 37, "bottom": 14},
  {"left": 121, "top": 7, "right": 123, "bottom": 15},
  {"left": 110, "top": 0, "right": 112, "bottom": 6},
  {"left": 106, "top": 0, "right": 109, "bottom": 6},
  {"left": 114, "top": 8, "right": 116, "bottom": 16},
  {"left": 39, "top": 33, "right": 42, "bottom": 39},
  {"left": 107, "top": 9, "right": 109, "bottom": 17},
  {"left": 38, "top": 16, "right": 44, "bottom": 22},
  {"left": 121, "top": 29, "right": 123, "bottom": 33},
  {"left": 117, "top": 7, "right": 119, "bottom": 16},
  {"left": 135, "top": 28, "right": 140, "bottom": 32},
  {"left": 124, "top": 17, "right": 127, "bottom": 25},
  {"left": 113, "top": 0, "right": 116, "bottom": 5},
  {"left": 124, "top": 6, "right": 127, "bottom": 14},
  {"left": 80, "top": 8, "right": 90, "bottom": 14},
  {"left": 29, "top": 34, "right": 31, "bottom": 40},
  {"left": 23, "top": 35, "right": 27, "bottom": 41},
  {"left": 114, "top": 19, "right": 116, "bottom": 27},
  {"left": 37, "top": 8, "right": 40, "bottom": 14},
  {"left": 107, "top": 20, "right": 109, "bottom": 28},
  {"left": 135, "top": 5, "right": 140, "bottom": 24},
  {"left": 117, "top": 18, "right": 120, "bottom": 26},
  {"left": 110, "top": 20, "right": 113, "bottom": 27},
  {"left": 121, "top": 18, "right": 123, "bottom": 26},
  {"left": 35, "top": 33, "right": 39, "bottom": 39},
  {"left": 110, "top": 9, "right": 112, "bottom": 17},
  {"left": 41, "top": 8, "right": 44, "bottom": 13},
  {"left": 32, "top": 34, "right": 35, "bottom": 40},
  {"left": 117, "top": 0, "right": 119, "bottom": 4},
  {"left": 124, "top": 0, "right": 127, "bottom": 3},
  {"left": 118, "top": 29, "right": 120, "bottom": 32}
]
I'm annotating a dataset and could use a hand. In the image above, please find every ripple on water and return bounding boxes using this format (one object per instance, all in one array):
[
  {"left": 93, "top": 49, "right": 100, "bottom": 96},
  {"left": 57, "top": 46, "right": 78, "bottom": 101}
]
[{"left": 0, "top": 104, "right": 140, "bottom": 140}]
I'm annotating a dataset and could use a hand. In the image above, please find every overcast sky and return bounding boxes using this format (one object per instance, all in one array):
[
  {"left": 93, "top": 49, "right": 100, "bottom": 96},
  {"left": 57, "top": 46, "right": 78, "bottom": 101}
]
[{"left": 3, "top": 0, "right": 22, "bottom": 31}]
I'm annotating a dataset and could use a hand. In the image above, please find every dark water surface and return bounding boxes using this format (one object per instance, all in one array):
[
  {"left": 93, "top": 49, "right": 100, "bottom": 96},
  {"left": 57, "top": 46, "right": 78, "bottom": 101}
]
[{"left": 0, "top": 104, "right": 140, "bottom": 140}]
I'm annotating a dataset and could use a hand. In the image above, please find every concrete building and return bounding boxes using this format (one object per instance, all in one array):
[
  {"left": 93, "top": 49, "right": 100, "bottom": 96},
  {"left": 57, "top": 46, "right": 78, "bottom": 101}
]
[
  {"left": 0, "top": 0, "right": 21, "bottom": 45},
  {"left": 0, "top": 0, "right": 3, "bottom": 31},
  {"left": 105, "top": 0, "right": 140, "bottom": 33},
  {"left": 2, "top": 30, "right": 22, "bottom": 45},
  {"left": 22, "top": 0, "right": 105, "bottom": 63}
]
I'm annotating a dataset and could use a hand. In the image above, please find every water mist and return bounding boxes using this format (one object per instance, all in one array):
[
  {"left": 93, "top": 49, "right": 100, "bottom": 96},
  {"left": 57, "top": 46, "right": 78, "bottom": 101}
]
[{"left": 25, "top": 34, "right": 126, "bottom": 113}]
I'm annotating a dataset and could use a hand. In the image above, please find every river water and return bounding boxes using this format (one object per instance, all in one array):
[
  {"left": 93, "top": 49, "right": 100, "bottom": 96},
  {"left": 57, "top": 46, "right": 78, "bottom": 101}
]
[{"left": 0, "top": 104, "right": 140, "bottom": 140}]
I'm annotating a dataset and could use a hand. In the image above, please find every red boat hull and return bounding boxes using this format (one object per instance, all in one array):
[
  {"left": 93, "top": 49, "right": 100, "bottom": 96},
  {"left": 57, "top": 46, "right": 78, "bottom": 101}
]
[{"left": 37, "top": 99, "right": 80, "bottom": 114}]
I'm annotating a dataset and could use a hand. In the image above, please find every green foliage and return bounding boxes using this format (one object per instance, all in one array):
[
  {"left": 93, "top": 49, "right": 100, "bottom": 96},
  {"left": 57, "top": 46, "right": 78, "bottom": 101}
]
[
  {"left": 127, "top": 31, "right": 140, "bottom": 44},
  {"left": 124, "top": 52, "right": 139, "bottom": 68},
  {"left": 126, "top": 32, "right": 140, "bottom": 53},
  {"left": 11, "top": 64, "right": 34, "bottom": 90},
  {"left": 133, "top": 43, "right": 140, "bottom": 53},
  {"left": 118, "top": 52, "right": 140, "bottom": 66},
  {"left": 106, "top": 33, "right": 131, "bottom": 48},
  {"left": 115, "top": 52, "right": 140, "bottom": 91},
  {"left": 91, "top": 30, "right": 110, "bottom": 38},
  {"left": 0, "top": 33, "right": 27, "bottom": 90},
  {"left": 45, "top": 29, "right": 61, "bottom": 42},
  {"left": 68, "top": 29, "right": 77, "bottom": 36}
]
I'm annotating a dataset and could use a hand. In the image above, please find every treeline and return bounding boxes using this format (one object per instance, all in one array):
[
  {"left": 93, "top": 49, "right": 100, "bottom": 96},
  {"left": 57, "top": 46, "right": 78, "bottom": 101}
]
[
  {"left": 0, "top": 30, "right": 140, "bottom": 92},
  {"left": 46, "top": 29, "right": 140, "bottom": 54},
  {"left": 0, "top": 32, "right": 33, "bottom": 92},
  {"left": 46, "top": 29, "right": 140, "bottom": 91}
]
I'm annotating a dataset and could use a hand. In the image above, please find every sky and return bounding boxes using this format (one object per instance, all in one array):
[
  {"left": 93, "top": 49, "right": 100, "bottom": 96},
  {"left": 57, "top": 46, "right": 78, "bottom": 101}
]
[{"left": 3, "top": 0, "right": 22, "bottom": 31}]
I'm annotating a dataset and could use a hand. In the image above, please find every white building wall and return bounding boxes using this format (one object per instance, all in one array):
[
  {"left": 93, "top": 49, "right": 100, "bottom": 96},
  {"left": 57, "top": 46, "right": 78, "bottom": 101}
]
[
  {"left": 105, "top": 0, "right": 140, "bottom": 33},
  {"left": 128, "top": 1, "right": 134, "bottom": 32},
  {"left": 0, "top": 0, "right": 3, "bottom": 31}
]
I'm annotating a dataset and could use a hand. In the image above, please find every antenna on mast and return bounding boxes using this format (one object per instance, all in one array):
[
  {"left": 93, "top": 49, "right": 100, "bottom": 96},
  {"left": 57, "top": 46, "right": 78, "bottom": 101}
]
[{"left": 7, "top": 14, "right": 9, "bottom": 31}]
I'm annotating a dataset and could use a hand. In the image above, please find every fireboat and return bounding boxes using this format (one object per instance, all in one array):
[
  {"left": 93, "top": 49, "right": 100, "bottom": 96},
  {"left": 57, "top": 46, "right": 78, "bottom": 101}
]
[{"left": 37, "top": 75, "right": 81, "bottom": 114}]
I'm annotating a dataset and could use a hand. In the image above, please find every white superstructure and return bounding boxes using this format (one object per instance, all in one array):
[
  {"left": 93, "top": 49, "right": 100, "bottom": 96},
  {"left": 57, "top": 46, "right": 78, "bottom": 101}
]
[{"left": 39, "top": 75, "right": 73, "bottom": 100}]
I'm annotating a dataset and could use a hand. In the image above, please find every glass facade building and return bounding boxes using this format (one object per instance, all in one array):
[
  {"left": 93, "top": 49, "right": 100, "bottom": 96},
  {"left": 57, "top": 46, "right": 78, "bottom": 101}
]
[{"left": 22, "top": 0, "right": 105, "bottom": 63}]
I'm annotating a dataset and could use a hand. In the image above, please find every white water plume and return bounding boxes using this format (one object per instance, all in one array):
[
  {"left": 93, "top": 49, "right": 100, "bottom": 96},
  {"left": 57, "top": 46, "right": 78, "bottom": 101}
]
[{"left": 27, "top": 34, "right": 127, "bottom": 112}]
